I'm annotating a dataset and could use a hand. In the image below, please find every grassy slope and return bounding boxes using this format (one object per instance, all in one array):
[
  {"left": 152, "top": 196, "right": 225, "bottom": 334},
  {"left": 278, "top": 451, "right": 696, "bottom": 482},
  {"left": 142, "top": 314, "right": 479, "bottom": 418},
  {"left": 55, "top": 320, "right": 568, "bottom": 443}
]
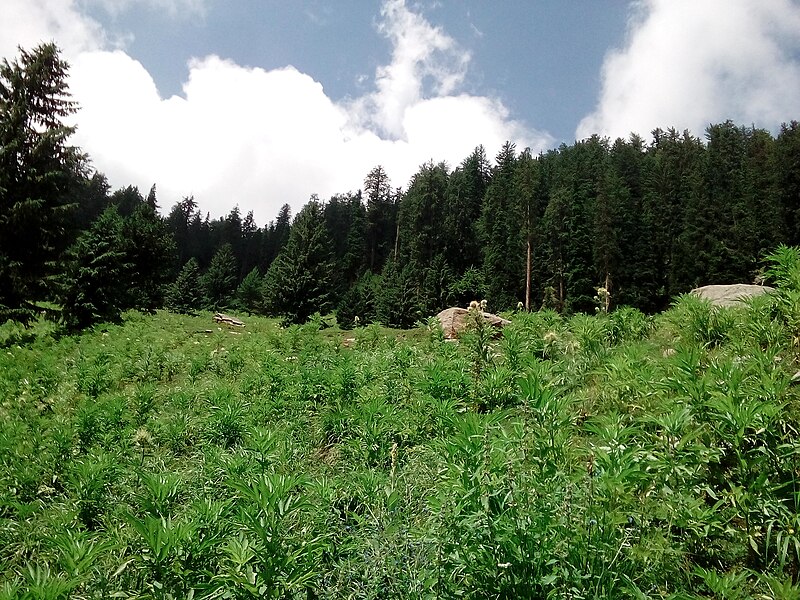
[{"left": 1, "top": 297, "right": 799, "bottom": 599}]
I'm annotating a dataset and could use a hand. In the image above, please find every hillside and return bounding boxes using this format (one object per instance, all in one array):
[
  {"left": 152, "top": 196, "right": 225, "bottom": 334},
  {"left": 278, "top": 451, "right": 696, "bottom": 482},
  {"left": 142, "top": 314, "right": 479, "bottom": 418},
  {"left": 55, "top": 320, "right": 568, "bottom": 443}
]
[{"left": 2, "top": 250, "right": 800, "bottom": 598}]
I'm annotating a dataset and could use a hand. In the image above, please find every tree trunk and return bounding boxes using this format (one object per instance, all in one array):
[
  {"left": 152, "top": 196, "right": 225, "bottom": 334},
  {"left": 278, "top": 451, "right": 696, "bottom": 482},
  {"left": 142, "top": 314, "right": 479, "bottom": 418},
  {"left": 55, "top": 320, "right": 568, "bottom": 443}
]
[{"left": 525, "top": 234, "right": 532, "bottom": 311}]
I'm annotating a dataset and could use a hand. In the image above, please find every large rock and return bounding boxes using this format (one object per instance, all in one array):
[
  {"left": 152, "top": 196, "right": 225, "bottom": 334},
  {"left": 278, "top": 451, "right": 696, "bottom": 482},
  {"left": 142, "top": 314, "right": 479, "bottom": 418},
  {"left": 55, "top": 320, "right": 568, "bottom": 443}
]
[
  {"left": 691, "top": 284, "right": 774, "bottom": 307},
  {"left": 436, "top": 307, "right": 511, "bottom": 339}
]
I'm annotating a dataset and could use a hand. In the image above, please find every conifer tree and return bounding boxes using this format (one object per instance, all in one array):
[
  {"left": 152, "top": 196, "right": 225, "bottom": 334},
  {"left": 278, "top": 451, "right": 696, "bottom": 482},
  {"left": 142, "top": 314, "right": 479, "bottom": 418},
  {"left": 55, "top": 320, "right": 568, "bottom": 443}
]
[
  {"left": 201, "top": 243, "right": 238, "bottom": 310},
  {"left": 364, "top": 166, "right": 397, "bottom": 271},
  {"left": 0, "top": 43, "right": 85, "bottom": 324},
  {"left": 336, "top": 271, "right": 381, "bottom": 329},
  {"left": 444, "top": 146, "right": 490, "bottom": 277},
  {"left": 165, "top": 258, "right": 202, "bottom": 314},
  {"left": 479, "top": 142, "right": 521, "bottom": 311},
  {"left": 57, "top": 207, "right": 130, "bottom": 330},
  {"left": 235, "top": 267, "right": 263, "bottom": 314},
  {"left": 262, "top": 200, "right": 334, "bottom": 324},
  {"left": 123, "top": 203, "right": 177, "bottom": 312}
]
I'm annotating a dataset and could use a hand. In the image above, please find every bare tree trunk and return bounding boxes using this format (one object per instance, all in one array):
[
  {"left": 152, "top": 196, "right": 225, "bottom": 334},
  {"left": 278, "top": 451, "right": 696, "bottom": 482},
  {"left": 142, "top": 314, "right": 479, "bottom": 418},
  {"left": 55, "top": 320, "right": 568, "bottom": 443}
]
[{"left": 525, "top": 234, "right": 532, "bottom": 311}]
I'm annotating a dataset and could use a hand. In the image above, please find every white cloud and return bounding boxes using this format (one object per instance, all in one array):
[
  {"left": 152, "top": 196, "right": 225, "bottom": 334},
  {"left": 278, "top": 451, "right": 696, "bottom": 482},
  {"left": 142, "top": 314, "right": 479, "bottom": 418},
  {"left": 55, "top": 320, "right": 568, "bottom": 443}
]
[
  {"left": 80, "top": 0, "right": 208, "bottom": 19},
  {"left": 347, "top": 0, "right": 472, "bottom": 139},
  {"left": 577, "top": 0, "right": 800, "bottom": 141},
  {"left": 1, "top": 0, "right": 552, "bottom": 224},
  {"left": 0, "top": 0, "right": 105, "bottom": 60}
]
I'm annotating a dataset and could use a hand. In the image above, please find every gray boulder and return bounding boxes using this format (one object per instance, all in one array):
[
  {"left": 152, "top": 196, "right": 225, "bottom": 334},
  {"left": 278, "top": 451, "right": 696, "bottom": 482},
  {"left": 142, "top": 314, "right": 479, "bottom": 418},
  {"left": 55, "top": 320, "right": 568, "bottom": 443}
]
[
  {"left": 436, "top": 307, "right": 511, "bottom": 339},
  {"left": 690, "top": 284, "right": 774, "bottom": 307}
]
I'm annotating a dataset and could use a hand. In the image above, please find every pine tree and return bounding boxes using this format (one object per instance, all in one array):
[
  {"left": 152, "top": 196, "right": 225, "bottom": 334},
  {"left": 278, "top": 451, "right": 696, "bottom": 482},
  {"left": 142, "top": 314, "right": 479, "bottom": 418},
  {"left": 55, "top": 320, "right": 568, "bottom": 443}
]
[
  {"left": 122, "top": 203, "right": 177, "bottom": 311},
  {"left": 165, "top": 258, "right": 202, "bottom": 314},
  {"left": 201, "top": 244, "right": 238, "bottom": 310},
  {"left": 479, "top": 142, "right": 521, "bottom": 311},
  {"left": 444, "top": 146, "right": 490, "bottom": 277},
  {"left": 376, "top": 259, "right": 420, "bottom": 328},
  {"left": 0, "top": 43, "right": 85, "bottom": 324},
  {"left": 262, "top": 200, "right": 334, "bottom": 324},
  {"left": 776, "top": 121, "right": 800, "bottom": 245},
  {"left": 364, "top": 166, "right": 397, "bottom": 271},
  {"left": 57, "top": 207, "right": 130, "bottom": 330},
  {"left": 336, "top": 271, "right": 381, "bottom": 329},
  {"left": 514, "top": 148, "right": 545, "bottom": 311},
  {"left": 235, "top": 267, "right": 263, "bottom": 314}
]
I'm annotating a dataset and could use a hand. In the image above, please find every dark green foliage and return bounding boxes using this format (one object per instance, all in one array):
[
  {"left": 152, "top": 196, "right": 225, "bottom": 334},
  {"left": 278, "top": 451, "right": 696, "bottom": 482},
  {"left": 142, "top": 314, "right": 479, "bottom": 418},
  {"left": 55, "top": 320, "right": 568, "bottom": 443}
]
[
  {"left": 776, "top": 122, "right": 800, "bottom": 245},
  {"left": 443, "top": 146, "right": 490, "bottom": 276},
  {"left": 262, "top": 200, "right": 334, "bottom": 324},
  {"left": 336, "top": 271, "right": 381, "bottom": 329},
  {"left": 57, "top": 208, "right": 130, "bottom": 331},
  {"left": 364, "top": 165, "right": 398, "bottom": 272},
  {"left": 58, "top": 200, "right": 176, "bottom": 330},
  {"left": 165, "top": 258, "right": 202, "bottom": 314},
  {"left": 479, "top": 142, "right": 523, "bottom": 311},
  {"left": 122, "top": 202, "right": 177, "bottom": 312},
  {"left": 0, "top": 43, "right": 85, "bottom": 325},
  {"left": 234, "top": 267, "right": 263, "bottom": 314},
  {"left": 201, "top": 243, "right": 238, "bottom": 310},
  {"left": 449, "top": 267, "right": 487, "bottom": 307},
  {"left": 377, "top": 259, "right": 422, "bottom": 328},
  {"left": 324, "top": 192, "right": 368, "bottom": 305}
]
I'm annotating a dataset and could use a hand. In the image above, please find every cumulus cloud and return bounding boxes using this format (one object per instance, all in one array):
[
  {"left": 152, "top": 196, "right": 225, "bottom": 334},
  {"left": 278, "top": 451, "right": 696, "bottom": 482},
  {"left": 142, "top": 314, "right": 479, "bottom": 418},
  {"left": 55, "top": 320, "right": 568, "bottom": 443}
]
[
  {"left": 348, "top": 0, "right": 471, "bottom": 139},
  {"left": 2, "top": 0, "right": 551, "bottom": 223},
  {"left": 577, "top": 0, "right": 800, "bottom": 141},
  {"left": 0, "top": 0, "right": 105, "bottom": 59}
]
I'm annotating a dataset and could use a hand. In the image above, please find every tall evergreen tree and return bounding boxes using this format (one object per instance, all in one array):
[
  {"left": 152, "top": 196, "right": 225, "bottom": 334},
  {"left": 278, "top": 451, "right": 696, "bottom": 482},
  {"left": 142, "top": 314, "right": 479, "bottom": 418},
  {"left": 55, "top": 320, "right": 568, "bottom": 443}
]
[
  {"left": 122, "top": 202, "right": 177, "bottom": 311},
  {"left": 0, "top": 43, "right": 85, "bottom": 324},
  {"left": 57, "top": 207, "right": 130, "bottom": 330},
  {"left": 479, "top": 142, "right": 521, "bottom": 311},
  {"left": 644, "top": 128, "right": 705, "bottom": 303},
  {"left": 165, "top": 258, "right": 202, "bottom": 315},
  {"left": 776, "top": 121, "right": 800, "bottom": 245},
  {"left": 201, "top": 243, "right": 238, "bottom": 310},
  {"left": 514, "top": 148, "right": 545, "bottom": 311},
  {"left": 261, "top": 203, "right": 291, "bottom": 269},
  {"left": 166, "top": 195, "right": 198, "bottom": 267},
  {"left": 364, "top": 166, "right": 397, "bottom": 271},
  {"left": 444, "top": 146, "right": 490, "bottom": 278},
  {"left": 234, "top": 267, "right": 263, "bottom": 314},
  {"left": 262, "top": 200, "right": 334, "bottom": 324}
]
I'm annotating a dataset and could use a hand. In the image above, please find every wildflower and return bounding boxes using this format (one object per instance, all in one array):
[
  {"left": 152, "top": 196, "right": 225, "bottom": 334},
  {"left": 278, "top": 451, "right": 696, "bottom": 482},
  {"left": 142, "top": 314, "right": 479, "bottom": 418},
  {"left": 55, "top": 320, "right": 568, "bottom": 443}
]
[
  {"left": 133, "top": 427, "right": 153, "bottom": 448},
  {"left": 516, "top": 301, "right": 523, "bottom": 311},
  {"left": 469, "top": 300, "right": 479, "bottom": 310},
  {"left": 480, "top": 299, "right": 487, "bottom": 311},
  {"left": 354, "top": 315, "right": 360, "bottom": 326}
]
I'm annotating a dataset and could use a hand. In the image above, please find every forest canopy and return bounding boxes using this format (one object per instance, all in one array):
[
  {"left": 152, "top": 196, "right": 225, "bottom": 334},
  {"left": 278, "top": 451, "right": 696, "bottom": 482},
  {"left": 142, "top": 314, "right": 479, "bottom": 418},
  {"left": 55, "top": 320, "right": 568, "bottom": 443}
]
[{"left": 2, "top": 43, "right": 800, "bottom": 329}]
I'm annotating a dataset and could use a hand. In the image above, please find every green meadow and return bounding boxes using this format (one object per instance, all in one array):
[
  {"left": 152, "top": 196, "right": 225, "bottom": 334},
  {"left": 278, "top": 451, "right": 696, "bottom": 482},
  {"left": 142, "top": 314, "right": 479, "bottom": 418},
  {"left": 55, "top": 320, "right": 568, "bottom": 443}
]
[{"left": 3, "top": 252, "right": 800, "bottom": 599}]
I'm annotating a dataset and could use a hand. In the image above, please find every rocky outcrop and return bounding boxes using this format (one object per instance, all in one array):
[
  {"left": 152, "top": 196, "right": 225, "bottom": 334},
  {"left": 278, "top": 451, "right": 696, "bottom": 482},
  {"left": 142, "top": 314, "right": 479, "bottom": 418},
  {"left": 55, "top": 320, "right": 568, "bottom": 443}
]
[
  {"left": 436, "top": 307, "right": 511, "bottom": 339},
  {"left": 690, "top": 284, "right": 774, "bottom": 307}
]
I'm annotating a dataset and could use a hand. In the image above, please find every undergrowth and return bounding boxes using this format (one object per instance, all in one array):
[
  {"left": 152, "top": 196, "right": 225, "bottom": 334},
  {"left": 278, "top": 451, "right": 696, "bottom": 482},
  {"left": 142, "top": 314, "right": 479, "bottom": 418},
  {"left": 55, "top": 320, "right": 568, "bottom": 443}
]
[{"left": 2, "top": 248, "right": 800, "bottom": 598}]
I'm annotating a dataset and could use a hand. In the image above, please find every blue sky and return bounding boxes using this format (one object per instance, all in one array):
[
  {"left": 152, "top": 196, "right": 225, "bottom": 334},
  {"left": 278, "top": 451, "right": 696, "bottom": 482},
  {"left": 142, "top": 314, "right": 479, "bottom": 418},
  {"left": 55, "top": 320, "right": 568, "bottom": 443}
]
[
  {"left": 3, "top": 1, "right": 800, "bottom": 224},
  {"left": 90, "top": 1, "right": 630, "bottom": 144}
]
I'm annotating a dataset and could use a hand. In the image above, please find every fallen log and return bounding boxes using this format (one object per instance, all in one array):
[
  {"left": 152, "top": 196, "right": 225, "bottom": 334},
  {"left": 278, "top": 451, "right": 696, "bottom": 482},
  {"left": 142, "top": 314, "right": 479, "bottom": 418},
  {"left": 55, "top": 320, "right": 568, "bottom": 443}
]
[{"left": 213, "top": 312, "right": 245, "bottom": 327}]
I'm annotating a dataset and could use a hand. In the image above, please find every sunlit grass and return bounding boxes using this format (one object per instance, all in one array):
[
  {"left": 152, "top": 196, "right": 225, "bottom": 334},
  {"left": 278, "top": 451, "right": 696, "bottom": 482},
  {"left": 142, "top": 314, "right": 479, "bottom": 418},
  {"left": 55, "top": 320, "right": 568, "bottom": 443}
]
[{"left": 2, "top": 269, "right": 800, "bottom": 598}]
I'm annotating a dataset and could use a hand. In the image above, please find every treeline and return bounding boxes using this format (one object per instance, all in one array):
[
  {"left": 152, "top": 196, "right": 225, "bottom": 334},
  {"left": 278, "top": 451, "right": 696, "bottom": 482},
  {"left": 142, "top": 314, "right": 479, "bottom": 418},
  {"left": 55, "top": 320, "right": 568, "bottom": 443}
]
[
  {"left": 161, "top": 122, "right": 800, "bottom": 328},
  {"left": 2, "top": 43, "right": 800, "bottom": 330}
]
